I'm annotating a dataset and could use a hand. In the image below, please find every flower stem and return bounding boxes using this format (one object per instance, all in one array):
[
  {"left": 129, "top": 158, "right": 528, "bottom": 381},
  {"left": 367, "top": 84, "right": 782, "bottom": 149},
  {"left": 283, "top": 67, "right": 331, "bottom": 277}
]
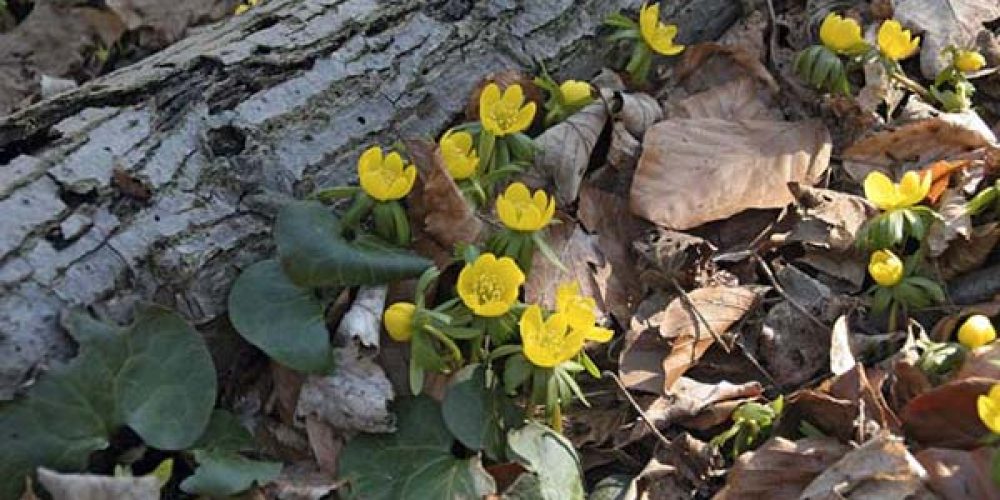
[
  {"left": 890, "top": 70, "right": 932, "bottom": 102},
  {"left": 424, "top": 324, "right": 464, "bottom": 364}
]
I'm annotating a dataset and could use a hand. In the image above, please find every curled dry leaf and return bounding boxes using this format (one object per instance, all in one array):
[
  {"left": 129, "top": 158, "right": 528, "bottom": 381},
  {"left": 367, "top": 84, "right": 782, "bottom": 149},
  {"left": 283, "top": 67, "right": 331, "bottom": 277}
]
[
  {"left": 786, "top": 183, "right": 877, "bottom": 253},
  {"left": 936, "top": 223, "right": 1000, "bottom": 280},
  {"left": 927, "top": 189, "right": 971, "bottom": 257},
  {"left": 623, "top": 378, "right": 762, "bottom": 445},
  {"left": 714, "top": 437, "right": 850, "bottom": 500},
  {"left": 404, "top": 139, "right": 483, "bottom": 250},
  {"left": 614, "top": 92, "right": 663, "bottom": 139},
  {"left": 608, "top": 122, "right": 640, "bottom": 171},
  {"left": 858, "top": 56, "right": 904, "bottom": 117},
  {"left": 659, "top": 286, "right": 762, "bottom": 391},
  {"left": 631, "top": 118, "right": 831, "bottom": 230},
  {"left": 799, "top": 433, "right": 934, "bottom": 499},
  {"left": 667, "top": 77, "right": 779, "bottom": 121},
  {"left": 901, "top": 377, "right": 995, "bottom": 449},
  {"left": 37, "top": 468, "right": 160, "bottom": 500},
  {"left": 675, "top": 43, "right": 779, "bottom": 94},
  {"left": 893, "top": 0, "right": 1000, "bottom": 78},
  {"left": 296, "top": 286, "right": 395, "bottom": 434},
  {"left": 843, "top": 108, "right": 998, "bottom": 181},
  {"left": 532, "top": 100, "right": 608, "bottom": 205},
  {"left": 917, "top": 447, "right": 1000, "bottom": 500}
]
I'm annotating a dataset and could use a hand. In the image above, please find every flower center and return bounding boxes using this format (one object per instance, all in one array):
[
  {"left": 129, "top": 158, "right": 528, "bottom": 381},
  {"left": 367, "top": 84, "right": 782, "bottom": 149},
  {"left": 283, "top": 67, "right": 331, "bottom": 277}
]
[
  {"left": 507, "top": 198, "right": 538, "bottom": 223},
  {"left": 374, "top": 165, "right": 399, "bottom": 187},
  {"left": 488, "top": 103, "right": 520, "bottom": 131},
  {"left": 474, "top": 274, "right": 505, "bottom": 304}
]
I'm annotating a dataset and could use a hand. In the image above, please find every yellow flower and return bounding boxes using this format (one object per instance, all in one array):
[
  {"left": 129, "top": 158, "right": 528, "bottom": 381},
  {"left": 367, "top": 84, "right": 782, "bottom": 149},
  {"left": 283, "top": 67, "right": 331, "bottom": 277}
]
[
  {"left": 457, "top": 253, "right": 525, "bottom": 317},
  {"left": 439, "top": 130, "right": 478, "bottom": 180},
  {"left": 559, "top": 80, "right": 593, "bottom": 108},
  {"left": 520, "top": 305, "right": 585, "bottom": 368},
  {"left": 234, "top": 3, "right": 250, "bottom": 14},
  {"left": 863, "top": 170, "right": 931, "bottom": 211},
  {"left": 358, "top": 146, "right": 417, "bottom": 202},
  {"left": 978, "top": 384, "right": 1000, "bottom": 434},
  {"left": 955, "top": 50, "right": 986, "bottom": 73},
  {"left": 479, "top": 83, "right": 536, "bottom": 137},
  {"left": 958, "top": 314, "right": 996, "bottom": 349},
  {"left": 869, "top": 250, "right": 904, "bottom": 287},
  {"left": 384, "top": 302, "right": 416, "bottom": 342},
  {"left": 877, "top": 20, "right": 920, "bottom": 61},
  {"left": 818, "top": 13, "right": 867, "bottom": 55},
  {"left": 638, "top": 3, "right": 684, "bottom": 56},
  {"left": 556, "top": 282, "right": 613, "bottom": 343},
  {"left": 496, "top": 182, "right": 555, "bottom": 232}
]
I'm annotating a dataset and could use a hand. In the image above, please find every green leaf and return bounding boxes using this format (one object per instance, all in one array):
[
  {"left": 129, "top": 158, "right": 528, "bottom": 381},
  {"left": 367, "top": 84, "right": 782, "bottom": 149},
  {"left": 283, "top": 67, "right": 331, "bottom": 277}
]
[
  {"left": 442, "top": 365, "right": 523, "bottom": 459},
  {"left": 507, "top": 422, "right": 585, "bottom": 500},
  {"left": 0, "top": 306, "right": 217, "bottom": 499},
  {"left": 228, "top": 259, "right": 334, "bottom": 373},
  {"left": 180, "top": 450, "right": 281, "bottom": 497},
  {"left": 340, "top": 397, "right": 496, "bottom": 499},
  {"left": 275, "top": 200, "right": 431, "bottom": 288},
  {"left": 504, "top": 354, "right": 533, "bottom": 394},
  {"left": 194, "top": 410, "right": 255, "bottom": 453}
]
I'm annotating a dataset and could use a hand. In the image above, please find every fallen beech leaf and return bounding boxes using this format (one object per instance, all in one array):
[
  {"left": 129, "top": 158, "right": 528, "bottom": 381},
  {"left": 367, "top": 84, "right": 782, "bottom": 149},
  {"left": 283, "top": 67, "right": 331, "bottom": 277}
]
[
  {"left": 826, "top": 365, "right": 901, "bottom": 433},
  {"left": 894, "top": 0, "right": 1000, "bottom": 78},
  {"left": 619, "top": 326, "right": 669, "bottom": 394},
  {"left": 675, "top": 43, "right": 779, "bottom": 94},
  {"left": 715, "top": 437, "right": 850, "bottom": 500},
  {"left": 524, "top": 220, "right": 607, "bottom": 320},
  {"left": 632, "top": 228, "right": 716, "bottom": 290},
  {"left": 786, "top": 184, "right": 877, "bottom": 252},
  {"left": 799, "top": 433, "right": 933, "bottom": 499},
  {"left": 667, "top": 77, "right": 779, "bottom": 121},
  {"left": 532, "top": 100, "right": 608, "bottom": 205},
  {"left": 660, "top": 286, "right": 761, "bottom": 391},
  {"left": 607, "top": 122, "right": 640, "bottom": 171},
  {"left": 577, "top": 185, "right": 645, "bottom": 324},
  {"left": 927, "top": 189, "right": 971, "bottom": 257},
  {"left": 858, "top": 57, "right": 904, "bottom": 117},
  {"left": 776, "top": 390, "right": 858, "bottom": 443},
  {"left": 631, "top": 119, "right": 831, "bottom": 230},
  {"left": 843, "top": 109, "right": 998, "bottom": 181},
  {"left": 614, "top": 92, "right": 662, "bottom": 139},
  {"left": 955, "top": 342, "right": 1000, "bottom": 381},
  {"left": 37, "top": 468, "right": 160, "bottom": 500},
  {"left": 917, "top": 447, "right": 1000, "bottom": 500},
  {"left": 624, "top": 378, "right": 763, "bottom": 444},
  {"left": 922, "top": 160, "right": 972, "bottom": 205},
  {"left": 901, "top": 377, "right": 995, "bottom": 449},
  {"left": 889, "top": 357, "right": 934, "bottom": 412},
  {"left": 936, "top": 223, "right": 1000, "bottom": 279},
  {"left": 716, "top": 10, "right": 768, "bottom": 63},
  {"left": 405, "top": 139, "right": 483, "bottom": 250},
  {"left": 628, "top": 434, "right": 712, "bottom": 500}
]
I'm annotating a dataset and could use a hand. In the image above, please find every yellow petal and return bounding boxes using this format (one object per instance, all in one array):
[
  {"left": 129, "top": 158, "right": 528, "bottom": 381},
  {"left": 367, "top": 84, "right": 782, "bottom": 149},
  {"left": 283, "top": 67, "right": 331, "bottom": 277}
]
[
  {"left": 990, "top": 384, "right": 1000, "bottom": 401},
  {"left": 384, "top": 302, "right": 415, "bottom": 342},
  {"left": 358, "top": 146, "right": 383, "bottom": 178},
  {"left": 480, "top": 83, "right": 501, "bottom": 112},
  {"left": 819, "top": 13, "right": 865, "bottom": 54},
  {"left": 384, "top": 151, "right": 404, "bottom": 173},
  {"left": 979, "top": 393, "right": 1000, "bottom": 434},
  {"left": 638, "top": 3, "right": 659, "bottom": 44},
  {"left": 869, "top": 249, "right": 904, "bottom": 287},
  {"left": 509, "top": 102, "right": 536, "bottom": 135},
  {"left": 955, "top": 50, "right": 986, "bottom": 72},
  {"left": 505, "top": 182, "right": 532, "bottom": 203},
  {"left": 863, "top": 171, "right": 899, "bottom": 210},
  {"left": 500, "top": 84, "right": 525, "bottom": 110},
  {"left": 585, "top": 326, "right": 614, "bottom": 343},
  {"left": 897, "top": 170, "right": 929, "bottom": 207},
  {"left": 560, "top": 80, "right": 593, "bottom": 107}
]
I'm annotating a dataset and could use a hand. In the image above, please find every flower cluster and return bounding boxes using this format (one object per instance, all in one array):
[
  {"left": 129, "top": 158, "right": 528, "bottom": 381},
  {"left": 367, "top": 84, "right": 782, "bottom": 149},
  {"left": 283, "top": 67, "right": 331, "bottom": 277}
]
[{"left": 604, "top": 3, "right": 685, "bottom": 84}]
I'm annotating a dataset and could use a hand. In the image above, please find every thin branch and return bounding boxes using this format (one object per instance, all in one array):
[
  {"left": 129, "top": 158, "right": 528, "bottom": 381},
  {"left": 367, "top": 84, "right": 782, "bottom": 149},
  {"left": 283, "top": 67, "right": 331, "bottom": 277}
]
[
  {"left": 752, "top": 253, "right": 828, "bottom": 331},
  {"left": 670, "top": 278, "right": 731, "bottom": 354},
  {"left": 603, "top": 371, "right": 672, "bottom": 448}
]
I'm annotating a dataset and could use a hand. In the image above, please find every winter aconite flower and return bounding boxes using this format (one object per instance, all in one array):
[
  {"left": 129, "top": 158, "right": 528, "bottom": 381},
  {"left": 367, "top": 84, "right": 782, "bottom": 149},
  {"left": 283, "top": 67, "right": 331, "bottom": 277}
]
[
  {"left": 819, "top": 13, "right": 867, "bottom": 55},
  {"left": 869, "top": 250, "right": 904, "bottom": 287},
  {"left": 556, "top": 282, "right": 613, "bottom": 342},
  {"left": 877, "top": 20, "right": 920, "bottom": 61},
  {"left": 978, "top": 384, "right": 1000, "bottom": 434},
  {"left": 358, "top": 146, "right": 417, "bottom": 202},
  {"left": 496, "top": 182, "right": 555, "bottom": 232},
  {"left": 958, "top": 314, "right": 996, "bottom": 349},
  {"left": 559, "top": 80, "right": 593, "bottom": 108},
  {"left": 479, "top": 83, "right": 536, "bottom": 137},
  {"left": 955, "top": 50, "right": 986, "bottom": 73},
  {"left": 457, "top": 253, "right": 525, "bottom": 317},
  {"left": 863, "top": 170, "right": 931, "bottom": 211},
  {"left": 383, "top": 302, "right": 416, "bottom": 342},
  {"left": 520, "top": 305, "right": 582, "bottom": 368},
  {"left": 234, "top": 0, "right": 259, "bottom": 15},
  {"left": 638, "top": 2, "right": 684, "bottom": 56},
  {"left": 439, "top": 130, "right": 479, "bottom": 180}
]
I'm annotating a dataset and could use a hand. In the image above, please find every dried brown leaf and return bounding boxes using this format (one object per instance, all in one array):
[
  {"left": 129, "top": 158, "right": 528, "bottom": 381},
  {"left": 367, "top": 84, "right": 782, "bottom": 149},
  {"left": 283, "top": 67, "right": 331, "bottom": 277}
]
[
  {"left": 901, "top": 377, "right": 995, "bottom": 449},
  {"left": 405, "top": 139, "right": 483, "bottom": 250},
  {"left": 667, "top": 77, "right": 779, "bottom": 121},
  {"left": 531, "top": 100, "right": 608, "bottom": 206},
  {"left": 632, "top": 228, "right": 716, "bottom": 290},
  {"left": 714, "top": 437, "right": 850, "bottom": 500},
  {"left": 615, "top": 92, "right": 662, "bottom": 138},
  {"left": 523, "top": 220, "right": 607, "bottom": 317},
  {"left": 631, "top": 119, "right": 831, "bottom": 230},
  {"left": 619, "top": 326, "right": 669, "bottom": 394},
  {"left": 894, "top": 0, "right": 1000, "bottom": 78},
  {"left": 659, "top": 286, "right": 761, "bottom": 391},
  {"left": 799, "top": 433, "right": 934, "bottom": 499},
  {"left": 105, "top": 0, "right": 231, "bottom": 45},
  {"left": 936, "top": 223, "right": 1000, "bottom": 279},
  {"left": 607, "top": 122, "right": 640, "bottom": 172},
  {"left": 675, "top": 43, "right": 779, "bottom": 94},
  {"left": 786, "top": 184, "right": 877, "bottom": 252},
  {"left": 629, "top": 434, "right": 714, "bottom": 500},
  {"left": 956, "top": 341, "right": 1000, "bottom": 381},
  {"left": 917, "top": 447, "right": 1000, "bottom": 500},
  {"left": 777, "top": 390, "right": 858, "bottom": 443},
  {"left": 625, "top": 378, "right": 763, "bottom": 444},
  {"left": 927, "top": 189, "right": 971, "bottom": 257}
]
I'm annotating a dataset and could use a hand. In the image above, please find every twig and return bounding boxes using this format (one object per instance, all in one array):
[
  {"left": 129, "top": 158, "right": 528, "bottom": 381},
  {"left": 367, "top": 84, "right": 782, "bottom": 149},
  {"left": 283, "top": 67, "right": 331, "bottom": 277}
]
[
  {"left": 734, "top": 339, "right": 780, "bottom": 389},
  {"left": 670, "top": 278, "right": 731, "bottom": 354},
  {"left": 752, "top": 253, "right": 828, "bottom": 331},
  {"left": 603, "top": 371, "right": 672, "bottom": 448}
]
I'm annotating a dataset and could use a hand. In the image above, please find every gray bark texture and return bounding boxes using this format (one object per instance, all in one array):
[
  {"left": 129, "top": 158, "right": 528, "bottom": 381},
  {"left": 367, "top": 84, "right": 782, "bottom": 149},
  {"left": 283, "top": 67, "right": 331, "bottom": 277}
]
[{"left": 0, "top": 0, "right": 741, "bottom": 399}]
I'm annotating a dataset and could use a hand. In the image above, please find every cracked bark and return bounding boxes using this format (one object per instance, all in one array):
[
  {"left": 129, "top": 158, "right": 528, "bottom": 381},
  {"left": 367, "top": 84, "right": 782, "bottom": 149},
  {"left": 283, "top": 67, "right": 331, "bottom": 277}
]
[{"left": 0, "top": 0, "right": 741, "bottom": 399}]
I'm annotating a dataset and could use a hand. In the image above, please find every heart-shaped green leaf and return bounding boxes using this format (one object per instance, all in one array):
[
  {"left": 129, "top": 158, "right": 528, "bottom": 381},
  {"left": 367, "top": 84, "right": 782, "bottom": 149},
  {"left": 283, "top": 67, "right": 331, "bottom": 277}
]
[
  {"left": 0, "top": 306, "right": 217, "bottom": 499},
  {"left": 507, "top": 422, "right": 585, "bottom": 500},
  {"left": 228, "top": 259, "right": 334, "bottom": 373},
  {"left": 443, "top": 364, "right": 523, "bottom": 460},
  {"left": 339, "top": 396, "right": 496, "bottom": 499},
  {"left": 180, "top": 450, "right": 281, "bottom": 497},
  {"left": 275, "top": 200, "right": 432, "bottom": 288}
]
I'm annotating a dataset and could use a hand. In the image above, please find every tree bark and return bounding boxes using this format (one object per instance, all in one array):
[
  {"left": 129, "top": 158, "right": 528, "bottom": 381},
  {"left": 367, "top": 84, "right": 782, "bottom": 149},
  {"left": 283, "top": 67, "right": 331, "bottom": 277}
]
[{"left": 0, "top": 0, "right": 741, "bottom": 398}]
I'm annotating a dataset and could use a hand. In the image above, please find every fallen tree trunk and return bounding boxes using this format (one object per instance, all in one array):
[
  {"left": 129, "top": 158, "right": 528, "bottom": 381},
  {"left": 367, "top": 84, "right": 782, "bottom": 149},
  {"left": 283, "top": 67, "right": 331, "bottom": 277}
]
[{"left": 0, "top": 0, "right": 741, "bottom": 398}]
